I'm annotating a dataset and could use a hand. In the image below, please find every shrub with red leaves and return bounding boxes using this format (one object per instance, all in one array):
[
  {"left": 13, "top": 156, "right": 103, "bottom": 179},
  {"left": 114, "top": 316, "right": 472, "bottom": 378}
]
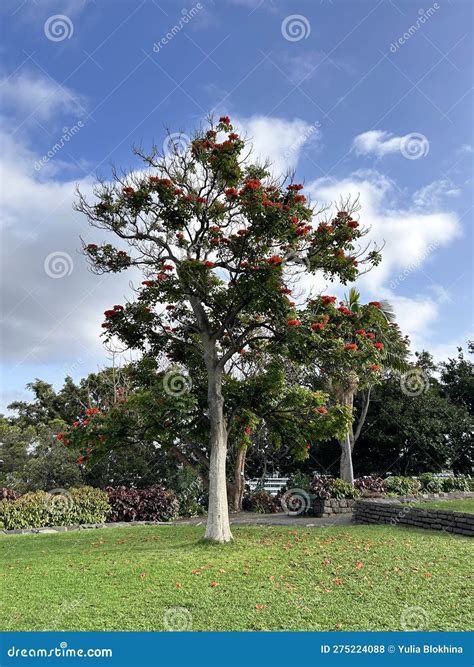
[{"left": 106, "top": 485, "right": 179, "bottom": 522}]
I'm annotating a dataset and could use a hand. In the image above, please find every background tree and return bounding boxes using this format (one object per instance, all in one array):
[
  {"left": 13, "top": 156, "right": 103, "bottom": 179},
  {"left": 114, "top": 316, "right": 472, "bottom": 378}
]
[
  {"left": 290, "top": 288, "right": 409, "bottom": 483},
  {"left": 75, "top": 116, "right": 381, "bottom": 540}
]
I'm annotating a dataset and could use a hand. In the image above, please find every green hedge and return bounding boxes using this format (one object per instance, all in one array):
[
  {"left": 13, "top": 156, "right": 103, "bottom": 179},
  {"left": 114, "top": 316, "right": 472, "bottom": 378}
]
[{"left": 0, "top": 487, "right": 110, "bottom": 530}]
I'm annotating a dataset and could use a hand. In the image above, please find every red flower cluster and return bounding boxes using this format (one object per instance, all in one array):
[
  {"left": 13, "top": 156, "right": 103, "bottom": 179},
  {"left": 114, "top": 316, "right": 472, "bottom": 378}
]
[
  {"left": 369, "top": 301, "right": 381, "bottom": 308},
  {"left": 104, "top": 304, "right": 124, "bottom": 318},
  {"left": 345, "top": 343, "right": 358, "bottom": 350},
  {"left": 355, "top": 329, "right": 366, "bottom": 336},
  {"left": 204, "top": 261, "right": 215, "bottom": 268},
  {"left": 287, "top": 183, "right": 304, "bottom": 191},
  {"left": 219, "top": 115, "right": 231, "bottom": 125},
  {"left": 142, "top": 280, "right": 155, "bottom": 287},
  {"left": 157, "top": 272, "right": 168, "bottom": 281},
  {"left": 293, "top": 194, "right": 306, "bottom": 203},
  {"left": 337, "top": 306, "right": 352, "bottom": 316},
  {"left": 280, "top": 287, "right": 292, "bottom": 294},
  {"left": 317, "top": 407, "right": 328, "bottom": 414},
  {"left": 367, "top": 332, "right": 375, "bottom": 339},
  {"left": 196, "top": 197, "right": 208, "bottom": 204},
  {"left": 347, "top": 220, "right": 359, "bottom": 229},
  {"left": 122, "top": 187, "right": 134, "bottom": 194},
  {"left": 267, "top": 255, "right": 283, "bottom": 266},
  {"left": 225, "top": 188, "right": 239, "bottom": 197},
  {"left": 305, "top": 443, "right": 311, "bottom": 450},
  {"left": 244, "top": 426, "right": 252, "bottom": 435},
  {"left": 242, "top": 179, "right": 261, "bottom": 191},
  {"left": 311, "top": 322, "right": 325, "bottom": 331},
  {"left": 287, "top": 319, "right": 301, "bottom": 326},
  {"left": 87, "top": 243, "right": 98, "bottom": 251},
  {"left": 369, "top": 364, "right": 381, "bottom": 371},
  {"left": 321, "top": 295, "right": 336, "bottom": 305},
  {"left": 162, "top": 264, "right": 174, "bottom": 271},
  {"left": 85, "top": 407, "right": 100, "bottom": 417},
  {"left": 237, "top": 229, "right": 250, "bottom": 236},
  {"left": 374, "top": 343, "right": 384, "bottom": 349}
]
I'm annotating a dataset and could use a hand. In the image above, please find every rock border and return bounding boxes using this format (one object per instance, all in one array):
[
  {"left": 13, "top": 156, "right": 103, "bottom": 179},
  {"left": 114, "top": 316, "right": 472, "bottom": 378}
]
[{"left": 353, "top": 492, "right": 474, "bottom": 536}]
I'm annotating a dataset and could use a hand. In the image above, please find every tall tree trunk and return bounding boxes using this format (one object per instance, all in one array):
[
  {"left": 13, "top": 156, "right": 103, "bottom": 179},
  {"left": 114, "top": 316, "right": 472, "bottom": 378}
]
[
  {"left": 335, "top": 376, "right": 358, "bottom": 485},
  {"left": 204, "top": 358, "right": 233, "bottom": 543},
  {"left": 229, "top": 446, "right": 247, "bottom": 512},
  {"left": 339, "top": 432, "right": 354, "bottom": 484}
]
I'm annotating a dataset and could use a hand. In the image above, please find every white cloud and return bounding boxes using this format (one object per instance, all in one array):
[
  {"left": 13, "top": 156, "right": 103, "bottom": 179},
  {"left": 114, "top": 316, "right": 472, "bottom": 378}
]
[
  {"left": 413, "top": 179, "right": 461, "bottom": 210},
  {"left": 0, "top": 71, "right": 86, "bottom": 124},
  {"left": 234, "top": 114, "right": 320, "bottom": 177},
  {"left": 352, "top": 130, "right": 413, "bottom": 158}
]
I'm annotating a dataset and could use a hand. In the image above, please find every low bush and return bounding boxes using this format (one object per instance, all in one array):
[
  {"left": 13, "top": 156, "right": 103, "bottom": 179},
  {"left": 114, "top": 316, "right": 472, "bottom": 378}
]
[
  {"left": 354, "top": 477, "right": 387, "bottom": 497},
  {"left": 106, "top": 485, "right": 179, "bottom": 522},
  {"left": 242, "top": 490, "right": 281, "bottom": 513},
  {"left": 418, "top": 473, "right": 443, "bottom": 493},
  {"left": 0, "top": 487, "right": 110, "bottom": 530},
  {"left": 310, "top": 475, "right": 360, "bottom": 500},
  {"left": 385, "top": 476, "right": 421, "bottom": 496},
  {"left": 441, "top": 476, "right": 470, "bottom": 492}
]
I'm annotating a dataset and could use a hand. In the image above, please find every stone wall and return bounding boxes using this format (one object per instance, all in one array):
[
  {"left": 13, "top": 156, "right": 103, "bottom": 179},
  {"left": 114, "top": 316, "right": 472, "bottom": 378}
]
[
  {"left": 353, "top": 497, "right": 474, "bottom": 536},
  {"left": 311, "top": 498, "right": 355, "bottom": 517}
]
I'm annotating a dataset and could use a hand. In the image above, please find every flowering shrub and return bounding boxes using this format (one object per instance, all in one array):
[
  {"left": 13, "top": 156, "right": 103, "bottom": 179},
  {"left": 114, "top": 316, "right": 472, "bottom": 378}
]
[
  {"left": 385, "top": 476, "right": 421, "bottom": 496},
  {"left": 354, "top": 476, "right": 387, "bottom": 497},
  {"left": 242, "top": 490, "right": 281, "bottom": 513},
  {"left": 310, "top": 475, "right": 360, "bottom": 499},
  {"left": 0, "top": 487, "right": 110, "bottom": 530},
  {"left": 106, "top": 486, "right": 179, "bottom": 522}
]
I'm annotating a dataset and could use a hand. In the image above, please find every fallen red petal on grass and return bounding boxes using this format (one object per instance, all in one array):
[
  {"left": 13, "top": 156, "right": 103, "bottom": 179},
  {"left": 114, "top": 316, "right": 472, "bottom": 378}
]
[
  {"left": 323, "top": 559, "right": 331, "bottom": 565},
  {"left": 355, "top": 562, "right": 364, "bottom": 569},
  {"left": 210, "top": 581, "right": 219, "bottom": 587},
  {"left": 424, "top": 572, "right": 433, "bottom": 578},
  {"left": 255, "top": 604, "right": 264, "bottom": 610},
  {"left": 176, "top": 582, "right": 182, "bottom": 588},
  {"left": 139, "top": 572, "right": 146, "bottom": 579},
  {"left": 334, "top": 578, "right": 344, "bottom": 585}
]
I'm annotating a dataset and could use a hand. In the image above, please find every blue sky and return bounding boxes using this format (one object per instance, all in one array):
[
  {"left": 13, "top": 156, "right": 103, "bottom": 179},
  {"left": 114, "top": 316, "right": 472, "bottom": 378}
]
[{"left": 0, "top": 0, "right": 472, "bottom": 412}]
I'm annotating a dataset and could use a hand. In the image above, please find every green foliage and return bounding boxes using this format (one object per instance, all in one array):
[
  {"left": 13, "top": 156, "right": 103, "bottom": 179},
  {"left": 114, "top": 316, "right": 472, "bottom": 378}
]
[
  {"left": 242, "top": 490, "right": 281, "bottom": 513},
  {"left": 441, "top": 477, "right": 470, "bottom": 492},
  {"left": 0, "top": 487, "right": 110, "bottom": 530},
  {"left": 418, "top": 473, "right": 443, "bottom": 493},
  {"left": 385, "top": 476, "right": 421, "bottom": 496},
  {"left": 310, "top": 475, "right": 360, "bottom": 499}
]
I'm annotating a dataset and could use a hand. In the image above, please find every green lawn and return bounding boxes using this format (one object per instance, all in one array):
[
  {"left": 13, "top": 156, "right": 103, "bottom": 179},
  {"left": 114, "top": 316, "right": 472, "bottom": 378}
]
[
  {"left": 411, "top": 498, "right": 474, "bottom": 513},
  {"left": 1, "top": 525, "right": 472, "bottom": 632}
]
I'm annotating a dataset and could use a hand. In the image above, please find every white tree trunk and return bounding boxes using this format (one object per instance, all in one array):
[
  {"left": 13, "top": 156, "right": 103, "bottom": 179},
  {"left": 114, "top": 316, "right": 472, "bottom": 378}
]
[
  {"left": 339, "top": 434, "right": 354, "bottom": 484},
  {"left": 204, "top": 358, "right": 233, "bottom": 543}
]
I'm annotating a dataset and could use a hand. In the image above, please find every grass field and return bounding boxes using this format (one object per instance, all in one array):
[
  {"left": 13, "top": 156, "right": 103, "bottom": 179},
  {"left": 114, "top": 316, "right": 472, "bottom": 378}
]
[
  {"left": 1, "top": 524, "right": 472, "bottom": 632},
  {"left": 411, "top": 498, "right": 474, "bottom": 513}
]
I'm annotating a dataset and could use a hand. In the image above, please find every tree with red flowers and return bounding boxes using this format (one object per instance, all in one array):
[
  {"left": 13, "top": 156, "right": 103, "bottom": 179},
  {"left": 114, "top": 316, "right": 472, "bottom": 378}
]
[
  {"left": 75, "top": 116, "right": 381, "bottom": 542},
  {"left": 292, "top": 288, "right": 409, "bottom": 483}
]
